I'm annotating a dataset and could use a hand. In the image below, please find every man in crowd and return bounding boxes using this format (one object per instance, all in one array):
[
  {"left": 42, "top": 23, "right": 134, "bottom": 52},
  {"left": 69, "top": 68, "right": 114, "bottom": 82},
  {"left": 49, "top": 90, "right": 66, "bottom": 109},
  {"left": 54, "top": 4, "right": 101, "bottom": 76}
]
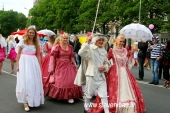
[
  {"left": 148, "top": 36, "right": 163, "bottom": 85},
  {"left": 136, "top": 39, "right": 148, "bottom": 80}
]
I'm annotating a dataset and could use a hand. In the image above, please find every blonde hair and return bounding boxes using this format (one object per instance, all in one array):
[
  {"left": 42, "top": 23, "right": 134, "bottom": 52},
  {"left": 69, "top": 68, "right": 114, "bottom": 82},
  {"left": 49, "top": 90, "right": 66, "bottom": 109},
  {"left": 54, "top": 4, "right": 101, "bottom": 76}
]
[
  {"left": 7, "top": 35, "right": 15, "bottom": 42},
  {"left": 23, "top": 27, "right": 39, "bottom": 50},
  {"left": 53, "top": 36, "right": 60, "bottom": 46},
  {"left": 59, "top": 32, "right": 69, "bottom": 40},
  {"left": 113, "top": 34, "right": 125, "bottom": 48},
  {"left": 132, "top": 44, "right": 138, "bottom": 51}
]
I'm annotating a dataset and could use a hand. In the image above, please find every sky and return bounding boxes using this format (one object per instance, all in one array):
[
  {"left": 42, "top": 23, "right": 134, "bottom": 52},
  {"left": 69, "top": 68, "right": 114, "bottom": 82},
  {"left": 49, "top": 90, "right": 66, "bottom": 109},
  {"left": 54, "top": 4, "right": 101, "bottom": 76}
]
[{"left": 0, "top": 0, "right": 33, "bottom": 17}]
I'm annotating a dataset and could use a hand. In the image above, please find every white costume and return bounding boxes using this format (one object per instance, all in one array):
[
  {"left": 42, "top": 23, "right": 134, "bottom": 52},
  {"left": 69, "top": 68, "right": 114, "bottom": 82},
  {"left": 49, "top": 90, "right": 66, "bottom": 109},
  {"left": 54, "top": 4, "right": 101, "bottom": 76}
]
[
  {"left": 76, "top": 34, "right": 109, "bottom": 113},
  {"left": 16, "top": 39, "right": 44, "bottom": 107}
]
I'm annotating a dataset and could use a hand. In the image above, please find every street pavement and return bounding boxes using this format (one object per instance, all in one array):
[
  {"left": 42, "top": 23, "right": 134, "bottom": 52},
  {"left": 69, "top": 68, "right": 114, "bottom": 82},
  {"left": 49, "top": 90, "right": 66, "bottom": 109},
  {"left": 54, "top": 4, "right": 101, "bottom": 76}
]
[{"left": 0, "top": 59, "right": 170, "bottom": 113}]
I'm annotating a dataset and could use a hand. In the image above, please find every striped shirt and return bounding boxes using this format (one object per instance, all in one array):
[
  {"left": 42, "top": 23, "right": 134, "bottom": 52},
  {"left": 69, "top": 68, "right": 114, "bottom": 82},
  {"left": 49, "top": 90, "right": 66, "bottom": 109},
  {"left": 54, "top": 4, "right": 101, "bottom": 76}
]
[{"left": 149, "top": 44, "right": 164, "bottom": 59}]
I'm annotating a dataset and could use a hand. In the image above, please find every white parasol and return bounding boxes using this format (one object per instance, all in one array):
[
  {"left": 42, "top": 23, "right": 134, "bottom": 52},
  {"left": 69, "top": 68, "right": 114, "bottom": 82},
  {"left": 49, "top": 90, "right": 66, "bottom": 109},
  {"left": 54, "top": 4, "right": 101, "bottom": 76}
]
[
  {"left": 119, "top": 23, "right": 153, "bottom": 41},
  {"left": 38, "top": 29, "right": 55, "bottom": 37}
]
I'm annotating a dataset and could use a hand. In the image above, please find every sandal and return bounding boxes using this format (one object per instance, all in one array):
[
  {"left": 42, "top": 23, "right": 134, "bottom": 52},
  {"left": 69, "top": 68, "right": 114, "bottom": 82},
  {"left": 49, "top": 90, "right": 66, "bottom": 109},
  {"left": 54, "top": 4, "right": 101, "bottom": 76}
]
[
  {"left": 24, "top": 103, "right": 30, "bottom": 112},
  {"left": 9, "top": 70, "right": 14, "bottom": 74},
  {"left": 68, "top": 99, "right": 74, "bottom": 103},
  {"left": 164, "top": 82, "right": 170, "bottom": 88},
  {"left": 163, "top": 81, "right": 168, "bottom": 87}
]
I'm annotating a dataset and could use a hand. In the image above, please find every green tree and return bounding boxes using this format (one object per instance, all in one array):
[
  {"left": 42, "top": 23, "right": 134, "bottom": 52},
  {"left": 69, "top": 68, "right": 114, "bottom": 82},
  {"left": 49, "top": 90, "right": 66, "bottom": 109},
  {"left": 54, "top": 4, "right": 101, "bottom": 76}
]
[
  {"left": 18, "top": 13, "right": 27, "bottom": 29},
  {"left": 30, "top": 0, "right": 170, "bottom": 34},
  {"left": 0, "top": 10, "right": 27, "bottom": 37}
]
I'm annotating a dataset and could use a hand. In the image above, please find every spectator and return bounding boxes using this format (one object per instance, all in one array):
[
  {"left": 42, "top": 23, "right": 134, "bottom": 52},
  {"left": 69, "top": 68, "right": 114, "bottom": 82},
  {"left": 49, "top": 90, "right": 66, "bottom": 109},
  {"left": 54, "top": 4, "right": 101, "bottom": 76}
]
[
  {"left": 148, "top": 36, "right": 163, "bottom": 85},
  {"left": 0, "top": 34, "right": 7, "bottom": 74},
  {"left": 162, "top": 40, "right": 170, "bottom": 88},
  {"left": 136, "top": 39, "right": 148, "bottom": 80},
  {"left": 103, "top": 35, "right": 110, "bottom": 52},
  {"left": 73, "top": 35, "right": 81, "bottom": 66}
]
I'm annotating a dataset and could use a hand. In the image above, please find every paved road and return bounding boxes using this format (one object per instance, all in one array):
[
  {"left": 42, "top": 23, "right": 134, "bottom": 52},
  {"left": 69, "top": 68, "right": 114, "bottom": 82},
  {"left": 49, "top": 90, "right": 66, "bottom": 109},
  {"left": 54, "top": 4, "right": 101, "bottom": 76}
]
[{"left": 0, "top": 60, "right": 170, "bottom": 113}]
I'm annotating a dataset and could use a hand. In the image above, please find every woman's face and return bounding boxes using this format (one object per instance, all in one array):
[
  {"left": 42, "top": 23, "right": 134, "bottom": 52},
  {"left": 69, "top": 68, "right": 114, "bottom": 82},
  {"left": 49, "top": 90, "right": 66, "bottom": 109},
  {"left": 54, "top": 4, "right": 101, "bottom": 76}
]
[
  {"left": 28, "top": 29, "right": 35, "bottom": 39},
  {"left": 95, "top": 38, "right": 105, "bottom": 48},
  {"left": 116, "top": 38, "right": 125, "bottom": 48},
  {"left": 61, "top": 36, "right": 69, "bottom": 44}
]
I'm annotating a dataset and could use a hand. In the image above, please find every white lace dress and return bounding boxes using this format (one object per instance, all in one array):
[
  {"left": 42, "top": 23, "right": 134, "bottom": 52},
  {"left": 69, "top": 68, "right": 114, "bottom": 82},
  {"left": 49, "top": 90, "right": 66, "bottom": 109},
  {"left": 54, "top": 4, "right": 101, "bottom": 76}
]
[{"left": 16, "top": 39, "right": 44, "bottom": 107}]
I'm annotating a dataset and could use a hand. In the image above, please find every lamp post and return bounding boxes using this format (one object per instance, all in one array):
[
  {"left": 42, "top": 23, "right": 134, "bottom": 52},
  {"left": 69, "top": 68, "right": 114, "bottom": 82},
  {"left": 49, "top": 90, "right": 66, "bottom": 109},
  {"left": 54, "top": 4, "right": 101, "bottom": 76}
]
[
  {"left": 24, "top": 8, "right": 32, "bottom": 25},
  {"left": 139, "top": 0, "right": 142, "bottom": 23}
]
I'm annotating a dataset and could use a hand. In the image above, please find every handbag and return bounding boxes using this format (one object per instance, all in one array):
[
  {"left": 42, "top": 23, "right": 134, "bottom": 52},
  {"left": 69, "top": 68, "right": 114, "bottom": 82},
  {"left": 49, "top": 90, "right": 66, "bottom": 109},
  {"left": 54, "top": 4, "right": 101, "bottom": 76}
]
[{"left": 49, "top": 72, "right": 55, "bottom": 83}]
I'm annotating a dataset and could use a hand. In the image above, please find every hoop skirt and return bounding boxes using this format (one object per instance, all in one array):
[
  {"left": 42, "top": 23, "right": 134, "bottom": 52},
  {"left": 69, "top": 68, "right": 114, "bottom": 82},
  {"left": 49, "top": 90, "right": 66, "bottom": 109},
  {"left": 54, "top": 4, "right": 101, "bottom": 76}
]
[
  {"left": 44, "top": 44, "right": 82, "bottom": 100},
  {"left": 16, "top": 39, "right": 44, "bottom": 107},
  {"left": 91, "top": 48, "right": 145, "bottom": 113}
]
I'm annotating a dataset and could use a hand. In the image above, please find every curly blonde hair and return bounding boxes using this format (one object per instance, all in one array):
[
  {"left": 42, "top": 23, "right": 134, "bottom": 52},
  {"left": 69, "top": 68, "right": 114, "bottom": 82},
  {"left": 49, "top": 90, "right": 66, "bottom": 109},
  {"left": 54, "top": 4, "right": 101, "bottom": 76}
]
[
  {"left": 59, "top": 32, "right": 69, "bottom": 40},
  {"left": 23, "top": 27, "right": 39, "bottom": 50},
  {"left": 7, "top": 35, "right": 15, "bottom": 42},
  {"left": 53, "top": 36, "right": 60, "bottom": 46},
  {"left": 112, "top": 34, "right": 125, "bottom": 48}
]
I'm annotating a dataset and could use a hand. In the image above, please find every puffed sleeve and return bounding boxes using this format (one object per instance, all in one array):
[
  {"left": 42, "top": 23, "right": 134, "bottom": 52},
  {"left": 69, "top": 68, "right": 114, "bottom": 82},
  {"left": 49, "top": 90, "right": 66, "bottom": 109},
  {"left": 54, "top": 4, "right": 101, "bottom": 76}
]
[
  {"left": 107, "top": 48, "right": 113, "bottom": 60},
  {"left": 51, "top": 45, "right": 59, "bottom": 59},
  {"left": 78, "top": 43, "right": 91, "bottom": 60},
  {"left": 17, "top": 39, "right": 24, "bottom": 48},
  {"left": 70, "top": 45, "right": 75, "bottom": 58}
]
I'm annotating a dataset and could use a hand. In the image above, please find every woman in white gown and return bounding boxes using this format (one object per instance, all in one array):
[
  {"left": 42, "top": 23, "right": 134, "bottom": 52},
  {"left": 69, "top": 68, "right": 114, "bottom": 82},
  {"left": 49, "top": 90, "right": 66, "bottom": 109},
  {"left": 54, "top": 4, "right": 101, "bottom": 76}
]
[{"left": 16, "top": 26, "right": 44, "bottom": 112}]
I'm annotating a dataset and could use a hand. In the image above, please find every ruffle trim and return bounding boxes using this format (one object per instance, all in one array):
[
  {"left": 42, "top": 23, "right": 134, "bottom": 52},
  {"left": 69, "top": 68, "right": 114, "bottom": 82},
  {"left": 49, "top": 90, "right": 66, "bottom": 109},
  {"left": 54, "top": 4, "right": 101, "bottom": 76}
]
[{"left": 44, "top": 84, "right": 83, "bottom": 100}]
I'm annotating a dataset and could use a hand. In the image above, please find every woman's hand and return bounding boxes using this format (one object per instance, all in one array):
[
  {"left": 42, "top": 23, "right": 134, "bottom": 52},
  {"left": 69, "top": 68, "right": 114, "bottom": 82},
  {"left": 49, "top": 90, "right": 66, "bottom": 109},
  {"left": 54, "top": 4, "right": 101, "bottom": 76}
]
[
  {"left": 98, "top": 66, "right": 106, "bottom": 72},
  {"left": 51, "top": 68, "right": 54, "bottom": 73}
]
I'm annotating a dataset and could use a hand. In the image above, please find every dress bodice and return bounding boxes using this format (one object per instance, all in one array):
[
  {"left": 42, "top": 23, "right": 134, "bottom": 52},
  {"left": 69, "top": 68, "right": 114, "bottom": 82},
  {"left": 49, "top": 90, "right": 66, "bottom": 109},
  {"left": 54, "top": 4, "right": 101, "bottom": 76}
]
[
  {"left": 18, "top": 39, "right": 36, "bottom": 54},
  {"left": 51, "top": 44, "right": 75, "bottom": 60},
  {"left": 108, "top": 48, "right": 128, "bottom": 67},
  {"left": 115, "top": 51, "right": 128, "bottom": 67}
]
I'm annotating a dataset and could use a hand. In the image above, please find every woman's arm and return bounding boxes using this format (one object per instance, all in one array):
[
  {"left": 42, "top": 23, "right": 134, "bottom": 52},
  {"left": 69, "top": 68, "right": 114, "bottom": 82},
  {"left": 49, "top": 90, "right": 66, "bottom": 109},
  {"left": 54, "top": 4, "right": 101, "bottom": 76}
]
[
  {"left": 36, "top": 46, "right": 41, "bottom": 65},
  {"left": 8, "top": 42, "right": 12, "bottom": 54},
  {"left": 71, "top": 57, "right": 78, "bottom": 69},
  {"left": 78, "top": 43, "right": 91, "bottom": 60},
  {"left": 51, "top": 58, "right": 56, "bottom": 73},
  {"left": 16, "top": 46, "right": 22, "bottom": 71}
]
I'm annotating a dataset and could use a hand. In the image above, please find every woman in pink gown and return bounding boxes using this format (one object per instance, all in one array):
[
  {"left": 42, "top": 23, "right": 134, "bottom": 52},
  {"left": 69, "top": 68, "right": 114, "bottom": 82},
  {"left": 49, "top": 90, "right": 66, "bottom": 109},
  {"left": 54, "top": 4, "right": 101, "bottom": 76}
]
[
  {"left": 45, "top": 33, "right": 82, "bottom": 103},
  {"left": 41, "top": 35, "right": 55, "bottom": 83},
  {"left": 0, "top": 34, "right": 7, "bottom": 74},
  {"left": 43, "top": 37, "right": 60, "bottom": 93},
  {"left": 7, "top": 35, "right": 17, "bottom": 74},
  {"left": 91, "top": 35, "right": 145, "bottom": 113}
]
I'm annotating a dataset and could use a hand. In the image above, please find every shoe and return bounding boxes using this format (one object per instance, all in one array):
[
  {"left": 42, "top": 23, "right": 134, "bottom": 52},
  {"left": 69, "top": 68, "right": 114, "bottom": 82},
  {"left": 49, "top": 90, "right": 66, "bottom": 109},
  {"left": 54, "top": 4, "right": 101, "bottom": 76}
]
[
  {"left": 164, "top": 82, "right": 170, "bottom": 88},
  {"left": 149, "top": 82, "right": 154, "bottom": 84},
  {"left": 154, "top": 82, "right": 159, "bottom": 85},
  {"left": 24, "top": 104, "right": 30, "bottom": 112},
  {"left": 68, "top": 99, "right": 74, "bottom": 103},
  {"left": 9, "top": 70, "right": 14, "bottom": 74},
  {"left": 147, "top": 67, "right": 151, "bottom": 70},
  {"left": 136, "top": 78, "right": 143, "bottom": 80}
]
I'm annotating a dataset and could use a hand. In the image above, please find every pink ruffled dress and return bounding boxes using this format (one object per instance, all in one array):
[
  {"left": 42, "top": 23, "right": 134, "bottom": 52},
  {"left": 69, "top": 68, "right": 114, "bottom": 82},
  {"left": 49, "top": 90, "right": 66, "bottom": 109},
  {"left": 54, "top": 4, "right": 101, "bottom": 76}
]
[
  {"left": 7, "top": 41, "right": 17, "bottom": 60},
  {"left": 44, "top": 44, "right": 82, "bottom": 100},
  {"left": 0, "top": 45, "right": 6, "bottom": 62}
]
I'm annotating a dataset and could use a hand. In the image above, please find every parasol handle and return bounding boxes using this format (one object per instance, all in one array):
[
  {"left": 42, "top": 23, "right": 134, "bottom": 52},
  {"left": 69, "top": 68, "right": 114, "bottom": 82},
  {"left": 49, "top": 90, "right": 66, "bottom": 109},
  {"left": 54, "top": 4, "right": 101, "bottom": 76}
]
[{"left": 92, "top": 0, "right": 101, "bottom": 34}]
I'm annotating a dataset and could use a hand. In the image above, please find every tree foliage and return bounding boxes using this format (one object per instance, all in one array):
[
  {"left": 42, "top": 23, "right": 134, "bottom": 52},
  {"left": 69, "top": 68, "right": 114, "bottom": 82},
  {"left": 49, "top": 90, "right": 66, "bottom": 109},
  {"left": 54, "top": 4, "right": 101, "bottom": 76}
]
[
  {"left": 27, "top": 0, "right": 170, "bottom": 34},
  {"left": 0, "top": 10, "right": 27, "bottom": 37}
]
